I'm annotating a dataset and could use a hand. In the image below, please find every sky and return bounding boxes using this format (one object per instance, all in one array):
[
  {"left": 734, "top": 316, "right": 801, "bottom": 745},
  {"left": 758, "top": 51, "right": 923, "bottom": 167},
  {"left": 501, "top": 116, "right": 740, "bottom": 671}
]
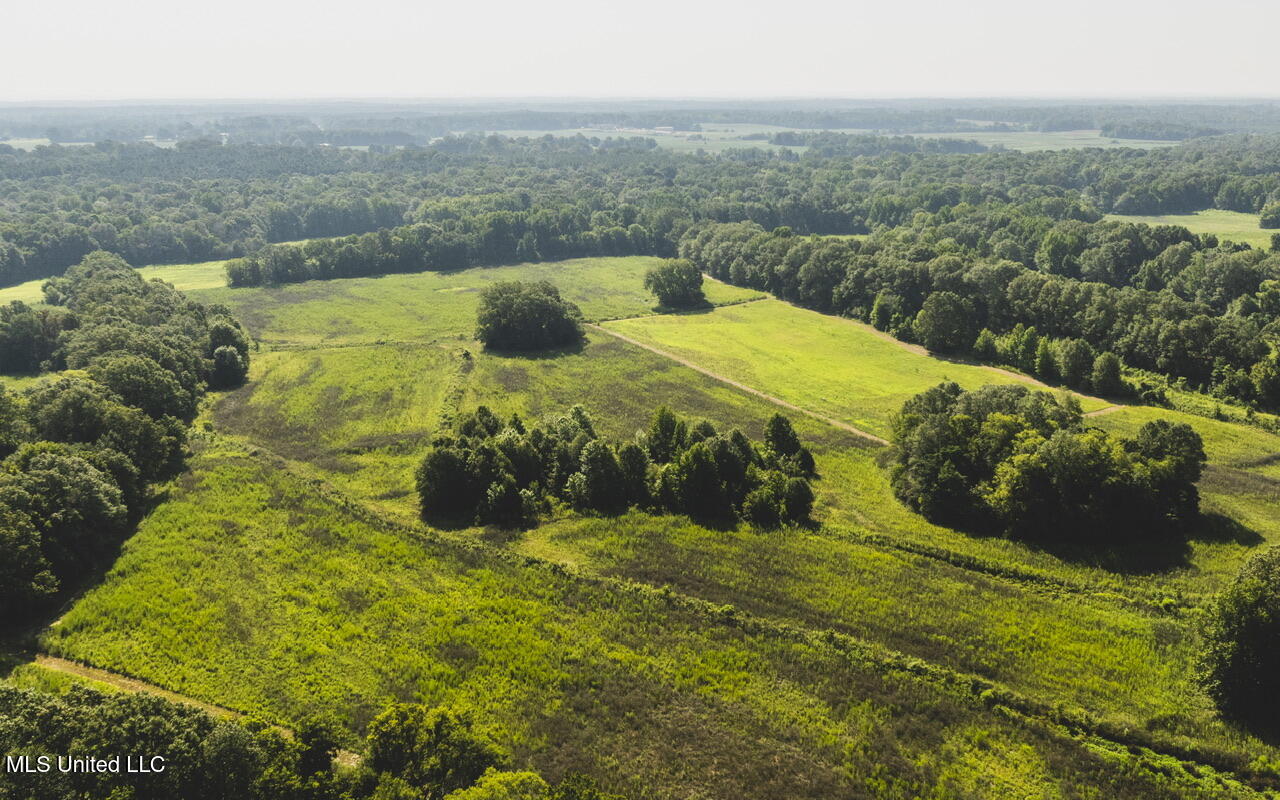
[{"left": 4, "top": 0, "right": 1278, "bottom": 102}]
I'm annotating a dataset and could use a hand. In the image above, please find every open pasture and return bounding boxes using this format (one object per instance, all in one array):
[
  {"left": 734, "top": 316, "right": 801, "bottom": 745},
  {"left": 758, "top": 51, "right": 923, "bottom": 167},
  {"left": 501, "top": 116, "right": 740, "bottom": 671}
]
[
  {"left": 191, "top": 256, "right": 762, "bottom": 347},
  {"left": 604, "top": 299, "right": 1109, "bottom": 438},
  {"left": 1106, "top": 210, "right": 1275, "bottom": 249},
  {"left": 40, "top": 438, "right": 1234, "bottom": 799}
]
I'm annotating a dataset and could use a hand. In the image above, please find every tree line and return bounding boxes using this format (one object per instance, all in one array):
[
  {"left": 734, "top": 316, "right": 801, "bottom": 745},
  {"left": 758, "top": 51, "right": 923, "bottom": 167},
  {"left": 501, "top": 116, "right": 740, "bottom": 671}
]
[
  {"left": 0, "top": 686, "right": 620, "bottom": 800},
  {"left": 678, "top": 215, "right": 1280, "bottom": 409},
  {"left": 416, "top": 405, "right": 815, "bottom": 530},
  {"left": 6, "top": 132, "right": 1280, "bottom": 287},
  {"left": 0, "top": 251, "right": 251, "bottom": 623}
]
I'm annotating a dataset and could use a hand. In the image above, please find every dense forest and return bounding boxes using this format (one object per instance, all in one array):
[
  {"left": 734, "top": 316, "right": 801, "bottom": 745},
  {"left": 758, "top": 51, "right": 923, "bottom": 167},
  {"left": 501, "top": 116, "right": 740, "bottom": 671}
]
[{"left": 5, "top": 131, "right": 1280, "bottom": 286}]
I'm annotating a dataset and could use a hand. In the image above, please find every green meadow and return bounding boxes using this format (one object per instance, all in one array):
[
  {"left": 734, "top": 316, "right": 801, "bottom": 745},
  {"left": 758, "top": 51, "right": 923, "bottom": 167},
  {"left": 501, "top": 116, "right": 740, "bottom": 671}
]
[
  {"left": 45, "top": 438, "right": 1250, "bottom": 799},
  {"left": 604, "top": 299, "right": 1109, "bottom": 437},
  {"left": 1106, "top": 210, "right": 1275, "bottom": 249},
  {"left": 24, "top": 256, "right": 1280, "bottom": 796},
  {"left": 191, "top": 257, "right": 761, "bottom": 347}
]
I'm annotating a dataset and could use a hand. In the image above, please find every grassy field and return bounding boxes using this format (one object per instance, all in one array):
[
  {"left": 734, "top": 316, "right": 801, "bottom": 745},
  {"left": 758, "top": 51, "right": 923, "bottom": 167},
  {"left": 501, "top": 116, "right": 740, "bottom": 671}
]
[
  {"left": 914, "top": 129, "right": 1177, "bottom": 151},
  {"left": 42, "top": 437, "right": 1253, "bottom": 798},
  {"left": 190, "top": 257, "right": 762, "bottom": 347},
  {"left": 22, "top": 256, "right": 1280, "bottom": 796},
  {"left": 604, "top": 299, "right": 1109, "bottom": 437},
  {"left": 1106, "top": 210, "right": 1275, "bottom": 249},
  {"left": 199, "top": 291, "right": 1280, "bottom": 778},
  {"left": 0, "top": 259, "right": 232, "bottom": 305}
]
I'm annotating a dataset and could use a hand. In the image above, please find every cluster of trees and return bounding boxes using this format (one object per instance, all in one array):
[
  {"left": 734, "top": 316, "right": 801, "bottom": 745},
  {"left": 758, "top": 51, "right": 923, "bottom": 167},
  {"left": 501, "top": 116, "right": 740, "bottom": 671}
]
[
  {"left": 0, "top": 251, "right": 251, "bottom": 622},
  {"left": 474, "top": 281, "right": 584, "bottom": 351},
  {"left": 416, "top": 405, "right": 815, "bottom": 529},
  {"left": 679, "top": 218, "right": 1280, "bottom": 408},
  {"left": 0, "top": 687, "right": 618, "bottom": 800},
  {"left": 972, "top": 326, "right": 1126, "bottom": 396},
  {"left": 643, "top": 259, "right": 705, "bottom": 308},
  {"left": 890, "top": 383, "right": 1206, "bottom": 543}
]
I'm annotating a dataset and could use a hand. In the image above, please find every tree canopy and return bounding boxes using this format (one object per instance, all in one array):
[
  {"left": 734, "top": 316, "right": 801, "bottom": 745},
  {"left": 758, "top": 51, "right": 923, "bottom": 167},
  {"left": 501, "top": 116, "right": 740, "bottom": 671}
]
[{"left": 474, "top": 281, "right": 584, "bottom": 351}]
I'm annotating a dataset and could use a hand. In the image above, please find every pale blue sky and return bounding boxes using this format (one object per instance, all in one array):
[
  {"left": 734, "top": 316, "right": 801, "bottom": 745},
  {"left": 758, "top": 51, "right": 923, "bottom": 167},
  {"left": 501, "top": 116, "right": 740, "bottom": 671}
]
[{"left": 4, "top": 0, "right": 1276, "bottom": 101}]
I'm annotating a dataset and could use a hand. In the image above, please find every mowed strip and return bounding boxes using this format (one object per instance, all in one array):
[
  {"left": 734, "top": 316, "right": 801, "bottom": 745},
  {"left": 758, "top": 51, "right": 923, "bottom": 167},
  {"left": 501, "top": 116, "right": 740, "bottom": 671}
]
[
  {"left": 602, "top": 300, "right": 1112, "bottom": 439},
  {"left": 589, "top": 324, "right": 889, "bottom": 445}
]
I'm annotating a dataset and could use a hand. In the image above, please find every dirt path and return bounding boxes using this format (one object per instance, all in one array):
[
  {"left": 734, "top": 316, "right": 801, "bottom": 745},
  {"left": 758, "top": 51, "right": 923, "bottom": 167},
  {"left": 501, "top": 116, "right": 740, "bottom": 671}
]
[
  {"left": 31, "top": 654, "right": 362, "bottom": 766},
  {"left": 1084, "top": 405, "right": 1124, "bottom": 418},
  {"left": 587, "top": 324, "right": 889, "bottom": 446}
]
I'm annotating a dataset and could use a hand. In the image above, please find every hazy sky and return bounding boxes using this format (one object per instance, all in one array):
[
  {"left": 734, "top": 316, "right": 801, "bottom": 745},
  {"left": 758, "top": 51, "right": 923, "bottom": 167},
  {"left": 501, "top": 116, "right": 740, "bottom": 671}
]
[{"left": 5, "top": 0, "right": 1277, "bottom": 101}]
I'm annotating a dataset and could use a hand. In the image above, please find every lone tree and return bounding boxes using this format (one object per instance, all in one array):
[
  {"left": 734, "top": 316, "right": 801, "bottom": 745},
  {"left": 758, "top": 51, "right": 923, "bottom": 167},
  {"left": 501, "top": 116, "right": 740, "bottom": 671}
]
[
  {"left": 1198, "top": 547, "right": 1280, "bottom": 734},
  {"left": 913, "top": 291, "right": 974, "bottom": 353},
  {"left": 475, "top": 281, "right": 583, "bottom": 351},
  {"left": 643, "top": 259, "right": 706, "bottom": 308}
]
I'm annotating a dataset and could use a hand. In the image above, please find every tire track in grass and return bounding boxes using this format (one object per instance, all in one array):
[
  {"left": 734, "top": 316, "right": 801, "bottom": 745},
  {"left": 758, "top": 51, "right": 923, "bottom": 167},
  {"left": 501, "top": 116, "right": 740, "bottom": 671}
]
[
  {"left": 586, "top": 323, "right": 889, "bottom": 446},
  {"left": 27, "top": 654, "right": 362, "bottom": 767}
]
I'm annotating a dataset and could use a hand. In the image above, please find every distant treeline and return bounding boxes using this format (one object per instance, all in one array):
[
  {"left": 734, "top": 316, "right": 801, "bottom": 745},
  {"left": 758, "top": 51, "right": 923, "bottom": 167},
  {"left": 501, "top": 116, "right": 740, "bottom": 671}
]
[
  {"left": 679, "top": 209, "right": 1280, "bottom": 409},
  {"left": 0, "top": 252, "right": 250, "bottom": 622},
  {"left": 5, "top": 133, "right": 1280, "bottom": 287},
  {"left": 7, "top": 101, "right": 1280, "bottom": 145}
]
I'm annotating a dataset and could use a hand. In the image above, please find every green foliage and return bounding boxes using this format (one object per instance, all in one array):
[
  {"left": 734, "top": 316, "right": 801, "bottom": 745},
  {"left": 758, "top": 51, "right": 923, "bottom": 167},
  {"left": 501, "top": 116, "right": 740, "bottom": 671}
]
[
  {"left": 1198, "top": 546, "right": 1280, "bottom": 735},
  {"left": 891, "top": 383, "right": 1206, "bottom": 543},
  {"left": 474, "top": 282, "right": 584, "bottom": 351},
  {"left": 913, "top": 291, "right": 974, "bottom": 353},
  {"left": 0, "top": 250, "right": 251, "bottom": 625},
  {"left": 417, "top": 404, "right": 815, "bottom": 528},
  {"left": 1091, "top": 351, "right": 1124, "bottom": 396},
  {"left": 368, "top": 704, "right": 504, "bottom": 798},
  {"left": 1260, "top": 202, "right": 1280, "bottom": 229},
  {"left": 642, "top": 259, "right": 705, "bottom": 308}
]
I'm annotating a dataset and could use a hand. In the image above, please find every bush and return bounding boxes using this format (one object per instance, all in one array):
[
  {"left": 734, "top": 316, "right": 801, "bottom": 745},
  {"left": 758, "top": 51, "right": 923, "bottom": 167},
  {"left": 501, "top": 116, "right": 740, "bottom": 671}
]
[
  {"left": 474, "top": 281, "right": 583, "bottom": 351},
  {"left": 1198, "top": 547, "right": 1280, "bottom": 733}
]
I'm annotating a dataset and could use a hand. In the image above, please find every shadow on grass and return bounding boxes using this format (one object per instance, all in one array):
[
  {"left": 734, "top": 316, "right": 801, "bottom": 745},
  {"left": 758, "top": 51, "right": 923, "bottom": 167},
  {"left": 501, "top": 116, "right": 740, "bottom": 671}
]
[
  {"left": 1009, "top": 511, "right": 1263, "bottom": 575},
  {"left": 482, "top": 337, "right": 587, "bottom": 361}
]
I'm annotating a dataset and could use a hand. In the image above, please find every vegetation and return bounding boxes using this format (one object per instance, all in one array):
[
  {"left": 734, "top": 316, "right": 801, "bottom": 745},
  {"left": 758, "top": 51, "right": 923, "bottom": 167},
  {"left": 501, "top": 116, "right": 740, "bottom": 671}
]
[
  {"left": 642, "top": 259, "right": 705, "bottom": 308},
  {"left": 1198, "top": 546, "right": 1280, "bottom": 736},
  {"left": 417, "top": 405, "right": 813, "bottom": 528},
  {"left": 474, "top": 282, "right": 584, "bottom": 351},
  {"left": 13, "top": 102, "right": 1280, "bottom": 798},
  {"left": 891, "top": 383, "right": 1206, "bottom": 544},
  {"left": 681, "top": 219, "right": 1280, "bottom": 409},
  {"left": 0, "top": 251, "right": 249, "bottom": 622}
]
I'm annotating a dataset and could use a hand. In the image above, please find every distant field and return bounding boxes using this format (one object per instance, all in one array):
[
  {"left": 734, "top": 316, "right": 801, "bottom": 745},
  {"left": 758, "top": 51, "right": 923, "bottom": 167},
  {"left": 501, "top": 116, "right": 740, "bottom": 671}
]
[
  {"left": 604, "top": 299, "right": 1108, "bottom": 437},
  {"left": 0, "top": 138, "right": 94, "bottom": 150},
  {"left": 191, "top": 257, "right": 763, "bottom": 347},
  {"left": 913, "top": 128, "right": 1177, "bottom": 151},
  {"left": 0, "top": 259, "right": 231, "bottom": 305},
  {"left": 1106, "top": 209, "right": 1275, "bottom": 249}
]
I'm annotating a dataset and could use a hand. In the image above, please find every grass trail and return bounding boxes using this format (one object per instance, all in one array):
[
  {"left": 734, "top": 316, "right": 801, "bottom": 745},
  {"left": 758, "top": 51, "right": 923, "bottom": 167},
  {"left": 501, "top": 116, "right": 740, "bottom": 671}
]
[{"left": 587, "top": 323, "right": 889, "bottom": 445}]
